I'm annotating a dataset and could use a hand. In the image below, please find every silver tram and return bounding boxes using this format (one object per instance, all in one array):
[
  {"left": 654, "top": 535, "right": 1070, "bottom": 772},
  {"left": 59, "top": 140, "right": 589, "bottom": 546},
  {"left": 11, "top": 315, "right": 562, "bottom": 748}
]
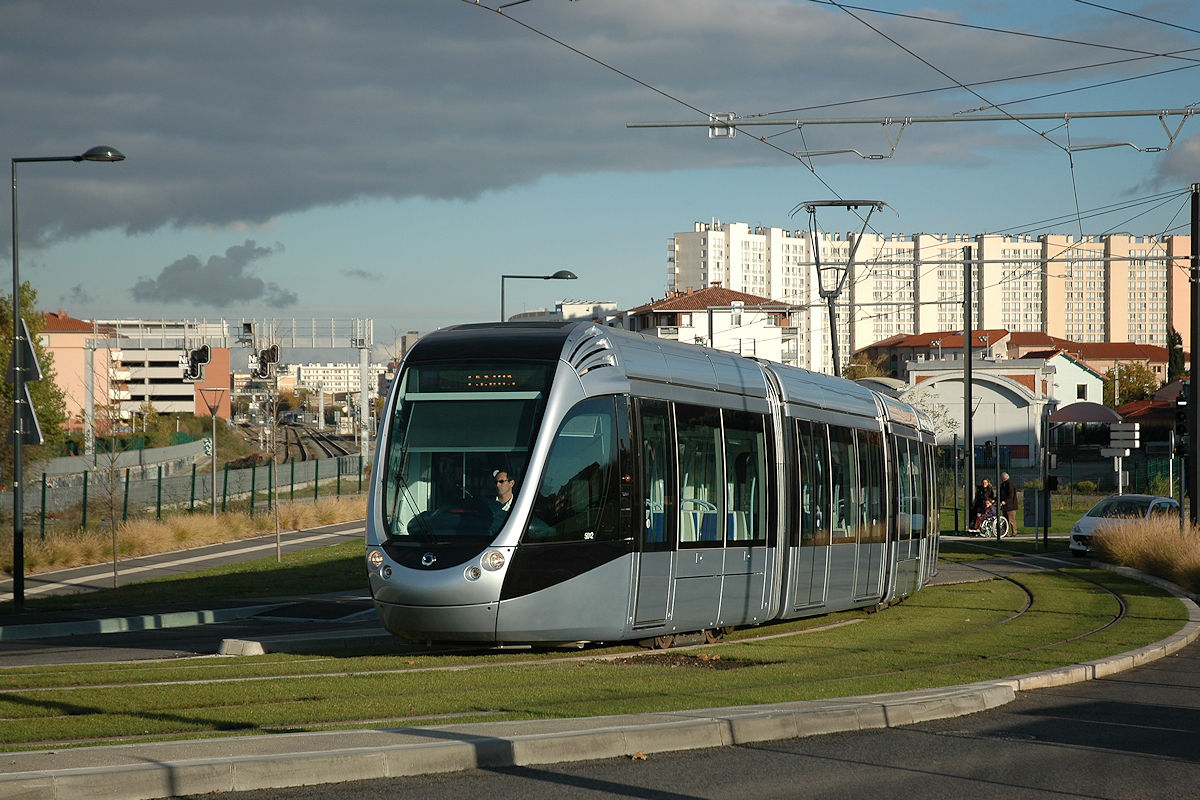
[{"left": 366, "top": 321, "right": 939, "bottom": 646}]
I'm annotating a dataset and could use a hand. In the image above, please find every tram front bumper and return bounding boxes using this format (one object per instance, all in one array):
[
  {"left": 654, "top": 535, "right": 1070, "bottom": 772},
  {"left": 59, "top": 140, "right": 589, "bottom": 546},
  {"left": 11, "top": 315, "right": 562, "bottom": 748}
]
[{"left": 373, "top": 599, "right": 500, "bottom": 643}]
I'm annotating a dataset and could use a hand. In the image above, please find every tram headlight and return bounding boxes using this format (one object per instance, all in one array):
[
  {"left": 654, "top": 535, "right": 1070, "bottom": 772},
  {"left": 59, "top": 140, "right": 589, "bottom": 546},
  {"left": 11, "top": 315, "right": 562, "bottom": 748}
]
[
  {"left": 367, "top": 549, "right": 384, "bottom": 569},
  {"left": 481, "top": 550, "right": 506, "bottom": 571},
  {"left": 464, "top": 565, "right": 482, "bottom": 581}
]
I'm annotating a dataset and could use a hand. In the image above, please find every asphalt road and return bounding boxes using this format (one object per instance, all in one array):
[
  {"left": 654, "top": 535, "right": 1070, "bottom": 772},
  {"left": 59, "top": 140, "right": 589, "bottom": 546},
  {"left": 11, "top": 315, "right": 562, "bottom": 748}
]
[{"left": 177, "top": 639, "right": 1200, "bottom": 800}]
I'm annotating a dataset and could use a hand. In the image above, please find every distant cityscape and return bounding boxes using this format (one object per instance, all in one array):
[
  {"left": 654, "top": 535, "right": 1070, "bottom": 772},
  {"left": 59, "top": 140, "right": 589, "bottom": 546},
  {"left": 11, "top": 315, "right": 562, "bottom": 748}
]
[{"left": 35, "top": 223, "right": 1186, "bottom": 451}]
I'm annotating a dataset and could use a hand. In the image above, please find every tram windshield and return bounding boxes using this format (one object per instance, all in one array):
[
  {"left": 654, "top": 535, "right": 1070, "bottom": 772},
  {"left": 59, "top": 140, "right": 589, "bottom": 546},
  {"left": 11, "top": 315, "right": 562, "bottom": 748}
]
[{"left": 382, "top": 360, "right": 553, "bottom": 544}]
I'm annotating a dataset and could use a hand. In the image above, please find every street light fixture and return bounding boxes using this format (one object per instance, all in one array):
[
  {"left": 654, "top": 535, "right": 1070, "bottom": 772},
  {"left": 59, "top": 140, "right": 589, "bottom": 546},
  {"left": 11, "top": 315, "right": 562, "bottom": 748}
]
[
  {"left": 500, "top": 269, "right": 577, "bottom": 321},
  {"left": 10, "top": 145, "right": 125, "bottom": 612}
]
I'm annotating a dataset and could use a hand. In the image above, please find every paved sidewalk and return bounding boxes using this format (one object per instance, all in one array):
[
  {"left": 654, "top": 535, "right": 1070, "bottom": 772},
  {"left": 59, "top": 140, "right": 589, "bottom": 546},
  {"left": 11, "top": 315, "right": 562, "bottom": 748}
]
[{"left": 1, "top": 559, "right": 1197, "bottom": 800}]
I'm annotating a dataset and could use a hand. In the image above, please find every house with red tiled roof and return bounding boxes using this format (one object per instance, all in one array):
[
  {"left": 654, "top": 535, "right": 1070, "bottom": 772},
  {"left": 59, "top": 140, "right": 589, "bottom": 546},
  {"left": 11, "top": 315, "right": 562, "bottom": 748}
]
[
  {"left": 855, "top": 329, "right": 1175, "bottom": 386},
  {"left": 1069, "top": 341, "right": 1173, "bottom": 384},
  {"left": 854, "top": 329, "right": 1010, "bottom": 377},
  {"left": 611, "top": 287, "right": 804, "bottom": 366}
]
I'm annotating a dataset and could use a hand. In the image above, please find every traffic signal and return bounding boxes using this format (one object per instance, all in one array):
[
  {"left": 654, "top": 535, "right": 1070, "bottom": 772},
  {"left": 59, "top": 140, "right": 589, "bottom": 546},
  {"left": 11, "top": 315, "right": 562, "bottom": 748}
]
[
  {"left": 1176, "top": 393, "right": 1190, "bottom": 457},
  {"left": 253, "top": 344, "right": 280, "bottom": 379},
  {"left": 182, "top": 344, "right": 210, "bottom": 382}
]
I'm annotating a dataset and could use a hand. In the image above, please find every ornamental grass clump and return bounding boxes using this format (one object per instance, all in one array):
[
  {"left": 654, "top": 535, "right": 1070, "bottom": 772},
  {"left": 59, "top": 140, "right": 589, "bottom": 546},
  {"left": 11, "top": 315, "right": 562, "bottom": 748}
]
[{"left": 1095, "top": 517, "right": 1200, "bottom": 594}]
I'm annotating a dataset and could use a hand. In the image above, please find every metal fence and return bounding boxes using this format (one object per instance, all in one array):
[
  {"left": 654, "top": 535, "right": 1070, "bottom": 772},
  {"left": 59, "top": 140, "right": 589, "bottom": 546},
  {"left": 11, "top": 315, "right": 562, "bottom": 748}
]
[{"left": 2, "top": 451, "right": 367, "bottom": 534}]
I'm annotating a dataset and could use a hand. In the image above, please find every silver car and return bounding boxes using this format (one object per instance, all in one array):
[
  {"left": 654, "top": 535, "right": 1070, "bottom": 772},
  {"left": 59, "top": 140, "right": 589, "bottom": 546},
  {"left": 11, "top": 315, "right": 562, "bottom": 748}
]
[{"left": 1068, "top": 493, "right": 1180, "bottom": 558}]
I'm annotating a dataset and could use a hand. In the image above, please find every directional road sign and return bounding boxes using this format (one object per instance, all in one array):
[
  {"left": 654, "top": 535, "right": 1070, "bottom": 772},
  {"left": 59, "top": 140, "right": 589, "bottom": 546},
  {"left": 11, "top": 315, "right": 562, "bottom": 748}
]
[{"left": 1109, "top": 421, "right": 1140, "bottom": 447}]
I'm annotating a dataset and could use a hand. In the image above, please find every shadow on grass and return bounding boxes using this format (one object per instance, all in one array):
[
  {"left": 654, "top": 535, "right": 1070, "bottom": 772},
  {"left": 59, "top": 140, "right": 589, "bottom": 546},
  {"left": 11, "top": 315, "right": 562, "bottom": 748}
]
[{"left": 2, "top": 543, "right": 368, "bottom": 615}]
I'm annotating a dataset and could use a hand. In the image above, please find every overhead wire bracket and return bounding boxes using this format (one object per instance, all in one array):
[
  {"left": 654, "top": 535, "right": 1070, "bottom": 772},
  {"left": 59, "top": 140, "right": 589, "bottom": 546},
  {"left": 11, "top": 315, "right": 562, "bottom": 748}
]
[{"left": 791, "top": 119, "right": 909, "bottom": 161}]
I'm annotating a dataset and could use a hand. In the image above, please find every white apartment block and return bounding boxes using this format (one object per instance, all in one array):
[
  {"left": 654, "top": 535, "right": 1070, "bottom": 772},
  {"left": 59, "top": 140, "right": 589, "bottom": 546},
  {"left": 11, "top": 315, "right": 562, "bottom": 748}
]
[
  {"left": 670, "top": 222, "right": 1190, "bottom": 373},
  {"left": 289, "top": 362, "right": 388, "bottom": 397}
]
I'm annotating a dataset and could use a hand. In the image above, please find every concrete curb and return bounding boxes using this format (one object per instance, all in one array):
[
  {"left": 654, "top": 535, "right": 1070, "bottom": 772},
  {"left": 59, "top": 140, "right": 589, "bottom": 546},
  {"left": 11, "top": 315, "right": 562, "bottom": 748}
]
[
  {"left": 0, "top": 604, "right": 285, "bottom": 643},
  {"left": 0, "top": 684, "right": 1020, "bottom": 800},
  {"left": 3, "top": 575, "right": 1198, "bottom": 800}
]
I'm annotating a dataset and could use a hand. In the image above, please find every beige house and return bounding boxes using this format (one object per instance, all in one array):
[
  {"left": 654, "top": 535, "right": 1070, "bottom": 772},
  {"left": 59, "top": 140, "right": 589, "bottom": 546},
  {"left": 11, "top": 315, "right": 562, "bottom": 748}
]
[{"left": 39, "top": 311, "right": 118, "bottom": 433}]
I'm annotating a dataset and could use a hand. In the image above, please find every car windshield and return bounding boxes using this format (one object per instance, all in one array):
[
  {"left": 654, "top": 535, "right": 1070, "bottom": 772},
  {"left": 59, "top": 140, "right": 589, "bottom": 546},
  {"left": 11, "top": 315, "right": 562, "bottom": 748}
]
[
  {"left": 1087, "top": 497, "right": 1151, "bottom": 519},
  {"left": 382, "top": 360, "right": 553, "bottom": 545}
]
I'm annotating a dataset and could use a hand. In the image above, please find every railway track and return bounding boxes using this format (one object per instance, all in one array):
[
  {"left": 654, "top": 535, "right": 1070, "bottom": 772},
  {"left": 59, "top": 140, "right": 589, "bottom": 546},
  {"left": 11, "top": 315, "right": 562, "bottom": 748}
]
[{"left": 278, "top": 424, "right": 353, "bottom": 462}]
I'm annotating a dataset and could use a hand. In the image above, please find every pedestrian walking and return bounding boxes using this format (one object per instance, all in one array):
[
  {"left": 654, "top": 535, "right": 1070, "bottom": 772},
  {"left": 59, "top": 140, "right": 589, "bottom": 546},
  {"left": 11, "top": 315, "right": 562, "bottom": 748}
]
[{"left": 999, "top": 472, "right": 1018, "bottom": 535}]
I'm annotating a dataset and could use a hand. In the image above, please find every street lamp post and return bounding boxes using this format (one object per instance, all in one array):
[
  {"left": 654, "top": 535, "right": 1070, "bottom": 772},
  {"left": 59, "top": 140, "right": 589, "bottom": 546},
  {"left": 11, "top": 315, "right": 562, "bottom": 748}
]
[
  {"left": 199, "top": 388, "right": 226, "bottom": 519},
  {"left": 500, "top": 269, "right": 577, "bottom": 321},
  {"left": 10, "top": 145, "right": 124, "bottom": 612}
]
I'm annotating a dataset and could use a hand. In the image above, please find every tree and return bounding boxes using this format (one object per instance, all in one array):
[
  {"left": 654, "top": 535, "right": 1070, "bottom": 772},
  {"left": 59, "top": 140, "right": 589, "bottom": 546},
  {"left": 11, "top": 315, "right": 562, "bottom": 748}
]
[
  {"left": 1103, "top": 362, "right": 1159, "bottom": 407},
  {"left": 1167, "top": 325, "right": 1186, "bottom": 383},
  {"left": 0, "top": 284, "right": 69, "bottom": 476},
  {"left": 901, "top": 385, "right": 960, "bottom": 439},
  {"left": 842, "top": 354, "right": 891, "bottom": 381}
]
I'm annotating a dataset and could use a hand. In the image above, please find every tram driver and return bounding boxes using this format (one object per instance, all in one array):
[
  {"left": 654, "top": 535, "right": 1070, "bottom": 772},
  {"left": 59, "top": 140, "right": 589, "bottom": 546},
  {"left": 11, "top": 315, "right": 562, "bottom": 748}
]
[{"left": 489, "top": 469, "right": 517, "bottom": 533}]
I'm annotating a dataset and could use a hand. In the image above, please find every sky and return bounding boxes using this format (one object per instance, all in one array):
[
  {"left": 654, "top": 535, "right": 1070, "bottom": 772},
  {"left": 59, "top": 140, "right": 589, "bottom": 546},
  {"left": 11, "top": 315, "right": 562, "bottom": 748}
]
[{"left": 3, "top": 0, "right": 1200, "bottom": 360}]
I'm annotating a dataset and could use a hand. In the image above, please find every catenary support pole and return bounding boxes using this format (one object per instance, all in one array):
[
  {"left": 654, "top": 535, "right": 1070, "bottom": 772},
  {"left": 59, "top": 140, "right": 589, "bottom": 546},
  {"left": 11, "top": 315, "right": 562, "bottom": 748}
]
[
  {"left": 1190, "top": 183, "right": 1199, "bottom": 525},
  {"left": 963, "top": 246, "right": 974, "bottom": 532}
]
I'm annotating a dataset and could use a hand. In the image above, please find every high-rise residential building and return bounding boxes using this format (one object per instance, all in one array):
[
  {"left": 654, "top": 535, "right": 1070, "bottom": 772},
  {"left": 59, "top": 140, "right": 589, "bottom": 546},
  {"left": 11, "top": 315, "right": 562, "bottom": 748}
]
[{"left": 669, "top": 222, "right": 1189, "bottom": 373}]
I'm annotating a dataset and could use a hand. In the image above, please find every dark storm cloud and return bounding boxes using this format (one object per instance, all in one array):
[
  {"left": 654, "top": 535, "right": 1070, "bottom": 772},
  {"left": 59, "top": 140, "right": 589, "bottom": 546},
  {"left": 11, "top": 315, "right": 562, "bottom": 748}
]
[
  {"left": 63, "top": 284, "right": 93, "bottom": 305},
  {"left": 132, "top": 240, "right": 295, "bottom": 308},
  {"left": 2, "top": 1, "right": 1197, "bottom": 246}
]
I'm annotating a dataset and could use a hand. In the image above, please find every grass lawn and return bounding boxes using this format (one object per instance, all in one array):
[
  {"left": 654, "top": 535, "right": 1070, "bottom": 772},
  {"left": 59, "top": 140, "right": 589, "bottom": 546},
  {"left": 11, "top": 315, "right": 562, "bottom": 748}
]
[{"left": 0, "top": 564, "right": 1185, "bottom": 751}]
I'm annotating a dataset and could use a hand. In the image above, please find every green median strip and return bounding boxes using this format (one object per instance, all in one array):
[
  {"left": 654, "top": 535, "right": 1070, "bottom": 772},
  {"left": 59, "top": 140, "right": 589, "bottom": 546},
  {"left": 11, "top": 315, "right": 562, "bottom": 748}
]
[{"left": 0, "top": 566, "right": 1186, "bottom": 751}]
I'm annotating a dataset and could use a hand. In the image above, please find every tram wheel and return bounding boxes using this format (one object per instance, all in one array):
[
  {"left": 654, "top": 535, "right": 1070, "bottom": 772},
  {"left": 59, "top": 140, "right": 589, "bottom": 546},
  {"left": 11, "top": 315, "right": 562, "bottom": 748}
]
[
  {"left": 652, "top": 634, "right": 676, "bottom": 650},
  {"left": 703, "top": 627, "right": 732, "bottom": 644}
]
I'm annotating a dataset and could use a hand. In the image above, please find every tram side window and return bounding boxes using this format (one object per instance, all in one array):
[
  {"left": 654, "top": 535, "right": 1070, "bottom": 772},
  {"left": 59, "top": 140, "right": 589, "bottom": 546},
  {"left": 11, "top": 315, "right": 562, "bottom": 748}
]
[
  {"left": 526, "top": 397, "right": 621, "bottom": 543},
  {"left": 857, "top": 429, "right": 885, "bottom": 545},
  {"left": 676, "top": 404, "right": 723, "bottom": 546},
  {"left": 828, "top": 426, "right": 858, "bottom": 540},
  {"left": 912, "top": 440, "right": 926, "bottom": 539},
  {"left": 810, "top": 422, "right": 831, "bottom": 545},
  {"left": 896, "top": 438, "right": 913, "bottom": 543},
  {"left": 639, "top": 399, "right": 674, "bottom": 549},
  {"left": 724, "top": 410, "right": 767, "bottom": 544},
  {"left": 795, "top": 420, "right": 813, "bottom": 546}
]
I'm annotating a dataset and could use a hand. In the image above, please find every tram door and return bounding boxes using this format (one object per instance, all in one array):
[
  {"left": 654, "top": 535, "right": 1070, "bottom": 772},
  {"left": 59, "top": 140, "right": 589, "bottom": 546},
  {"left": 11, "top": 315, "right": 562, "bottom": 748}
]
[
  {"left": 791, "top": 420, "right": 830, "bottom": 608},
  {"left": 633, "top": 400, "right": 673, "bottom": 627},
  {"left": 854, "top": 430, "right": 886, "bottom": 600}
]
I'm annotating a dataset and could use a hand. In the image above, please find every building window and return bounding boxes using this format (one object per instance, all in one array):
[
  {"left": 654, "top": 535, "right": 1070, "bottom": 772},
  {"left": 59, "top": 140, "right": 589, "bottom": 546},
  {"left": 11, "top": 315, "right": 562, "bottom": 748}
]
[{"left": 1076, "top": 384, "right": 1087, "bottom": 400}]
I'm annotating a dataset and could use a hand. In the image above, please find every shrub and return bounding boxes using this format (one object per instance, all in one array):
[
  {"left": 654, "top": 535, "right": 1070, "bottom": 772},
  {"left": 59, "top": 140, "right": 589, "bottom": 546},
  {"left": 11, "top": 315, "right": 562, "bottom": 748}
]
[
  {"left": 1095, "top": 518, "right": 1200, "bottom": 594},
  {"left": 1074, "top": 480, "right": 1098, "bottom": 494},
  {"left": 1146, "top": 473, "right": 1172, "bottom": 497}
]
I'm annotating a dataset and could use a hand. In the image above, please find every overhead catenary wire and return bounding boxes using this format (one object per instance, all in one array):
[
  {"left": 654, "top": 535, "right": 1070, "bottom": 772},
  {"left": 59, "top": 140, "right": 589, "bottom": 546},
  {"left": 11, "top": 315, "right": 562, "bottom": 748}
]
[{"left": 465, "top": 0, "right": 1191, "bottom": 344}]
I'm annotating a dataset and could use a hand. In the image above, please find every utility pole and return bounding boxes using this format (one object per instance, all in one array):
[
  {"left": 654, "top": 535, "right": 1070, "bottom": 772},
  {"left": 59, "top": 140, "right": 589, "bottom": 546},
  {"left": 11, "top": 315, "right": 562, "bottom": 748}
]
[
  {"left": 1189, "top": 183, "right": 1199, "bottom": 525},
  {"left": 963, "top": 245, "right": 974, "bottom": 532}
]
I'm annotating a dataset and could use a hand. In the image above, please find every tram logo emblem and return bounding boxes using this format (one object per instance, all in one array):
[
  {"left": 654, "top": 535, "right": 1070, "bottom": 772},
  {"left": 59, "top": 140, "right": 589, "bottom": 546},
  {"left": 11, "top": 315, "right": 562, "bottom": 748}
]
[{"left": 421, "top": 552, "right": 437, "bottom": 567}]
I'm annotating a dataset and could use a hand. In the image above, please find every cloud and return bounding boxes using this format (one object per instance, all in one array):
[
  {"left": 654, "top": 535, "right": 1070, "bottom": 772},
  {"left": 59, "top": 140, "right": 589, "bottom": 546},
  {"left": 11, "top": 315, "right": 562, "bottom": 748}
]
[
  {"left": 1147, "top": 134, "right": 1200, "bottom": 191},
  {"left": 1, "top": 2, "right": 1195, "bottom": 247},
  {"left": 131, "top": 240, "right": 295, "bottom": 308},
  {"left": 62, "top": 284, "right": 93, "bottom": 305},
  {"left": 343, "top": 268, "right": 383, "bottom": 281}
]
